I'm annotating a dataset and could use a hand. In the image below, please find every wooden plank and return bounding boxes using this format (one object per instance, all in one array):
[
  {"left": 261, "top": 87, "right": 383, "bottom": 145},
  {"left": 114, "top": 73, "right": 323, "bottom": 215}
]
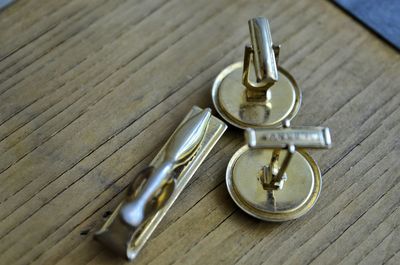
[{"left": 0, "top": 0, "right": 399, "bottom": 264}]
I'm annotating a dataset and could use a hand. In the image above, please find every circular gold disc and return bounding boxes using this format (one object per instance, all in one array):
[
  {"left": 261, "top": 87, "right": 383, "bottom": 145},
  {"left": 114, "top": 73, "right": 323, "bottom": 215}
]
[
  {"left": 226, "top": 146, "right": 321, "bottom": 221},
  {"left": 212, "top": 62, "right": 301, "bottom": 129}
]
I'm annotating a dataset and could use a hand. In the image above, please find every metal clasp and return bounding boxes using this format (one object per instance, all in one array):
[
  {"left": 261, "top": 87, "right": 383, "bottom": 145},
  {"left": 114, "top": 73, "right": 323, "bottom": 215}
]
[
  {"left": 94, "top": 107, "right": 226, "bottom": 261},
  {"left": 242, "top": 17, "right": 281, "bottom": 102},
  {"left": 245, "top": 120, "right": 332, "bottom": 190}
]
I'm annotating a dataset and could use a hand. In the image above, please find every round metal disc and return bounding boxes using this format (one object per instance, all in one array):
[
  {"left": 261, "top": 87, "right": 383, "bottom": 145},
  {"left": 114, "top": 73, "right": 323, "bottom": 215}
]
[
  {"left": 226, "top": 146, "right": 321, "bottom": 221},
  {"left": 212, "top": 62, "right": 301, "bottom": 129}
]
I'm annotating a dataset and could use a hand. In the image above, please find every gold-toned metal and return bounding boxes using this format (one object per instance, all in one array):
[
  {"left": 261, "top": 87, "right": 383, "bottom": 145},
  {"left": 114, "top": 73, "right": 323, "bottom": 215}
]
[
  {"left": 226, "top": 120, "right": 331, "bottom": 221},
  {"left": 243, "top": 17, "right": 279, "bottom": 92},
  {"left": 95, "top": 106, "right": 227, "bottom": 261},
  {"left": 212, "top": 17, "right": 301, "bottom": 129}
]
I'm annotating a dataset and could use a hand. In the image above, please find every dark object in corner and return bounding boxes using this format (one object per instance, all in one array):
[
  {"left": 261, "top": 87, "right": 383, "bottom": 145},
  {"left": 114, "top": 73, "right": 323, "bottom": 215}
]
[{"left": 334, "top": 0, "right": 400, "bottom": 51}]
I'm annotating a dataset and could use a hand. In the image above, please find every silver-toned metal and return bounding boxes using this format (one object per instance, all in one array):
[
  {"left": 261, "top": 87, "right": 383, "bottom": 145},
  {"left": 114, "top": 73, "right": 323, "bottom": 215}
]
[
  {"left": 226, "top": 120, "right": 332, "bottom": 221},
  {"left": 95, "top": 106, "right": 227, "bottom": 260}
]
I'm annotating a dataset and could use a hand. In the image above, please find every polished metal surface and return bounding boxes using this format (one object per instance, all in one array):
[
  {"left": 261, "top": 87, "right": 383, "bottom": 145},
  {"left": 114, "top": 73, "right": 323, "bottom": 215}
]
[
  {"left": 246, "top": 127, "right": 332, "bottom": 149},
  {"left": 212, "top": 62, "right": 301, "bottom": 129},
  {"left": 212, "top": 17, "right": 301, "bottom": 129},
  {"left": 119, "top": 109, "right": 211, "bottom": 228},
  {"left": 246, "top": 17, "right": 279, "bottom": 89},
  {"left": 226, "top": 146, "right": 320, "bottom": 221},
  {"left": 95, "top": 107, "right": 227, "bottom": 260},
  {"left": 226, "top": 121, "right": 332, "bottom": 221}
]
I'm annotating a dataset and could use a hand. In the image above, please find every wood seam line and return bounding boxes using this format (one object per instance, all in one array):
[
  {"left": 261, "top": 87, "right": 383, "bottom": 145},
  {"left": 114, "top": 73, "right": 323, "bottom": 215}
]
[
  {"left": 164, "top": 148, "right": 399, "bottom": 265},
  {"left": 1, "top": 0, "right": 396, "bottom": 260},
  {"left": 322, "top": 87, "right": 400, "bottom": 177},
  {"left": 334, "top": 206, "right": 400, "bottom": 264},
  {"left": 0, "top": 0, "right": 226, "bottom": 155},
  {"left": 0, "top": 0, "right": 124, "bottom": 90},
  {"left": 48, "top": 103, "right": 400, "bottom": 265},
  {"left": 0, "top": 0, "right": 168, "bottom": 116},
  {"left": 0, "top": 0, "right": 227, "bottom": 184},
  {"left": 4, "top": 41, "right": 396, "bottom": 262},
  {"left": 234, "top": 116, "right": 400, "bottom": 265},
  {"left": 0, "top": 0, "right": 73, "bottom": 61},
  {"left": 382, "top": 243, "right": 400, "bottom": 265},
  {"left": 305, "top": 173, "right": 400, "bottom": 265},
  {"left": 30, "top": 106, "right": 396, "bottom": 262},
  {"left": 0, "top": 2, "right": 237, "bottom": 227},
  {"left": 0, "top": 0, "right": 73, "bottom": 44},
  {"left": 171, "top": 208, "right": 238, "bottom": 265},
  {"left": 0, "top": 0, "right": 162, "bottom": 95},
  {"left": 0, "top": 0, "right": 130, "bottom": 72},
  {"left": 3, "top": 0, "right": 310, "bottom": 227},
  {"left": 236, "top": 148, "right": 397, "bottom": 265},
  {"left": 0, "top": 0, "right": 311, "bottom": 159},
  {"left": 29, "top": 136, "right": 237, "bottom": 265},
  {"left": 0, "top": 0, "right": 285, "bottom": 201},
  {"left": 267, "top": 142, "right": 400, "bottom": 265},
  {"left": 10, "top": 43, "right": 400, "bottom": 264},
  {"left": 0, "top": 6, "right": 341, "bottom": 201},
  {"left": 266, "top": 116, "right": 400, "bottom": 264},
  {"left": 302, "top": 34, "right": 366, "bottom": 92},
  {"left": 0, "top": 0, "right": 304, "bottom": 144},
  {"left": 0, "top": 0, "right": 226, "bottom": 143}
]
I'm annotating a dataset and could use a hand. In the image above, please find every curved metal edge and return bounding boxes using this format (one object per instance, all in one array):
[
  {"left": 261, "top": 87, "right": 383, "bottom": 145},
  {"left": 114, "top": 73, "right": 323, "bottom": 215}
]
[
  {"left": 225, "top": 145, "right": 322, "bottom": 222},
  {"left": 211, "top": 62, "right": 302, "bottom": 129}
]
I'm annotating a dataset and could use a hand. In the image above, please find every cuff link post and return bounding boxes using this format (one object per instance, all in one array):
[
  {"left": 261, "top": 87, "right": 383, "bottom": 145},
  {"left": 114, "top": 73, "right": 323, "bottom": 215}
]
[
  {"left": 212, "top": 17, "right": 301, "bottom": 129},
  {"left": 226, "top": 120, "right": 331, "bottom": 222},
  {"left": 95, "top": 107, "right": 226, "bottom": 261}
]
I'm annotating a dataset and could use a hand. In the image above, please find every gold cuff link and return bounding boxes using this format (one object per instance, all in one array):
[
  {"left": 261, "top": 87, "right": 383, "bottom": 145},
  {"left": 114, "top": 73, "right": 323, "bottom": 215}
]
[
  {"left": 212, "top": 17, "right": 301, "bottom": 129},
  {"left": 226, "top": 120, "right": 331, "bottom": 221},
  {"left": 212, "top": 17, "right": 332, "bottom": 221},
  {"left": 95, "top": 107, "right": 226, "bottom": 260}
]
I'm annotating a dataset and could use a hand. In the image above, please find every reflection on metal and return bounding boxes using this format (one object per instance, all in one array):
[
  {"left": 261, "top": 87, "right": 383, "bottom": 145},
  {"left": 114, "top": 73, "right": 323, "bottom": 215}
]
[
  {"left": 212, "top": 17, "right": 301, "bottom": 129},
  {"left": 226, "top": 120, "right": 332, "bottom": 222},
  {"left": 243, "top": 17, "right": 279, "bottom": 100},
  {"left": 95, "top": 107, "right": 226, "bottom": 261}
]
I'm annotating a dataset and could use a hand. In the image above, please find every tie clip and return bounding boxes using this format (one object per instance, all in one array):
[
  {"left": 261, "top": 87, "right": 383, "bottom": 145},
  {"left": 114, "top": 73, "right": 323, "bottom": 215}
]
[{"left": 94, "top": 106, "right": 226, "bottom": 260}]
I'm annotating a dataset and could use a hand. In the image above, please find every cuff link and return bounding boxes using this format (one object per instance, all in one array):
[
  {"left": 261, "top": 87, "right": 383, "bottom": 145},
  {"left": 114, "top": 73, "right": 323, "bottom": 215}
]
[
  {"left": 226, "top": 120, "right": 331, "bottom": 221},
  {"left": 212, "top": 17, "right": 301, "bottom": 129},
  {"left": 95, "top": 107, "right": 226, "bottom": 260},
  {"left": 212, "top": 17, "right": 332, "bottom": 221}
]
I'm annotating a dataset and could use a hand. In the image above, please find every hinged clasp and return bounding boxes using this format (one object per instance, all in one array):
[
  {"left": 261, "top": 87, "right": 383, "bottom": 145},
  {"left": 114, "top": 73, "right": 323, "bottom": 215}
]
[
  {"left": 242, "top": 17, "right": 281, "bottom": 102},
  {"left": 245, "top": 120, "right": 331, "bottom": 191}
]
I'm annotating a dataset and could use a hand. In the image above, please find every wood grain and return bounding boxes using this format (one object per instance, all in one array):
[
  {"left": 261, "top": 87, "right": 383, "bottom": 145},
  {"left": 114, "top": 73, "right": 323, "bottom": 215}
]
[{"left": 0, "top": 0, "right": 399, "bottom": 264}]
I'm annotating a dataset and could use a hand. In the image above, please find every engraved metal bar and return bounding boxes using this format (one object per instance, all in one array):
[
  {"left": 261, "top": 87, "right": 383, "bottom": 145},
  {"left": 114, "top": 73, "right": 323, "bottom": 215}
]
[{"left": 246, "top": 127, "right": 332, "bottom": 149}]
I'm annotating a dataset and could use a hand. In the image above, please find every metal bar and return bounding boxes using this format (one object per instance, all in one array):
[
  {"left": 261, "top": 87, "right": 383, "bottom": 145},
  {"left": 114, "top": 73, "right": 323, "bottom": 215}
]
[
  {"left": 248, "top": 17, "right": 279, "bottom": 85},
  {"left": 245, "top": 127, "right": 332, "bottom": 149}
]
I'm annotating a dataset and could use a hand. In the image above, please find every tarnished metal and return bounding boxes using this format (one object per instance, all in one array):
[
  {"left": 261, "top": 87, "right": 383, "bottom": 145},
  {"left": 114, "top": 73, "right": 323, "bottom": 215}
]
[{"left": 95, "top": 107, "right": 226, "bottom": 260}]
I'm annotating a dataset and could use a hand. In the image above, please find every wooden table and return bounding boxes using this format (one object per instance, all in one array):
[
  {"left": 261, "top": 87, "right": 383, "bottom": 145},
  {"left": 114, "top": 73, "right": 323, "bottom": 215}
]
[{"left": 0, "top": 1, "right": 399, "bottom": 264}]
